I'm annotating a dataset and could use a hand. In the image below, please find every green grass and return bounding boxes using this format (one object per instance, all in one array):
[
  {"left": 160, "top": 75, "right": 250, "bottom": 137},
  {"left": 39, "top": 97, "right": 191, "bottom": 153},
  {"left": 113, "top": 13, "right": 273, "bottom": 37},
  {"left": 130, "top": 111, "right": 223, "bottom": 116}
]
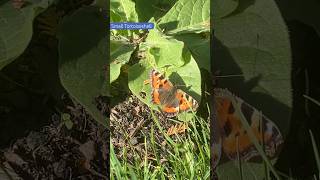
[
  {"left": 305, "top": 95, "right": 320, "bottom": 179},
  {"left": 225, "top": 95, "right": 320, "bottom": 180},
  {"left": 229, "top": 96, "right": 281, "bottom": 180},
  {"left": 309, "top": 130, "right": 320, "bottom": 180},
  {"left": 110, "top": 111, "right": 210, "bottom": 179},
  {"left": 110, "top": 94, "right": 320, "bottom": 179}
]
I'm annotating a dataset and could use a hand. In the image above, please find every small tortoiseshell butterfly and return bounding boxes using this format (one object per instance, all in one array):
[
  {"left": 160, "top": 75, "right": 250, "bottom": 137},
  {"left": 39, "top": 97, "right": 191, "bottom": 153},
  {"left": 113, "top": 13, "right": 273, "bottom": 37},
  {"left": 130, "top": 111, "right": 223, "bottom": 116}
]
[
  {"left": 212, "top": 88, "right": 284, "bottom": 168},
  {"left": 149, "top": 69, "right": 198, "bottom": 117}
]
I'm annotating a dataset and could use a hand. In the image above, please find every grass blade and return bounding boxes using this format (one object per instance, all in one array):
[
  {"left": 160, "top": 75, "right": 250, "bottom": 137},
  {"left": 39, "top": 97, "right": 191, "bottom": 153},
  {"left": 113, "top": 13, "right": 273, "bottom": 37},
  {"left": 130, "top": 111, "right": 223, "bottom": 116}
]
[
  {"left": 303, "top": 95, "right": 320, "bottom": 106},
  {"left": 309, "top": 130, "right": 320, "bottom": 179},
  {"left": 230, "top": 97, "right": 281, "bottom": 179}
]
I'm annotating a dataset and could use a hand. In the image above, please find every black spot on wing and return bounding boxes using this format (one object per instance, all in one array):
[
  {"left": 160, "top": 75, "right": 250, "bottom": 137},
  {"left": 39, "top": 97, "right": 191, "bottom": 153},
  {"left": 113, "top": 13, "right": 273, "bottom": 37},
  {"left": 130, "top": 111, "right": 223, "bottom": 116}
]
[
  {"left": 224, "top": 120, "right": 232, "bottom": 136},
  {"left": 241, "top": 102, "right": 254, "bottom": 124},
  {"left": 159, "top": 75, "right": 165, "bottom": 80},
  {"left": 228, "top": 104, "right": 235, "bottom": 114},
  {"left": 272, "top": 126, "right": 280, "bottom": 138}
]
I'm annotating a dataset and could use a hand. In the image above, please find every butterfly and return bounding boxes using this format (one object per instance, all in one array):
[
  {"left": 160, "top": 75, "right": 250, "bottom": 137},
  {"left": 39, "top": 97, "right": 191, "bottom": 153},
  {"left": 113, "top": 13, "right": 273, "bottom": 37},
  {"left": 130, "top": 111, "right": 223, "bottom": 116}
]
[
  {"left": 212, "top": 88, "right": 284, "bottom": 168},
  {"left": 149, "top": 69, "right": 199, "bottom": 117}
]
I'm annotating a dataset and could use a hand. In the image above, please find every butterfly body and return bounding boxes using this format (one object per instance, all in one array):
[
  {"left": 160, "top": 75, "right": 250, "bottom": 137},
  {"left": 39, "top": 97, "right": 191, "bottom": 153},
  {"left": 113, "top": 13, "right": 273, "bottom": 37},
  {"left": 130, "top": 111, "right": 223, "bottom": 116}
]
[{"left": 150, "top": 69, "right": 198, "bottom": 117}]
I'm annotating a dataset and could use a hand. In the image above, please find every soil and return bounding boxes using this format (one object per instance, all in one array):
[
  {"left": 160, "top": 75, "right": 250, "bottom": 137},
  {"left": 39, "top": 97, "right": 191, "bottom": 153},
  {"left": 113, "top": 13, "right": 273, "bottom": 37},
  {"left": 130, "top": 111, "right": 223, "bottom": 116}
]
[
  {"left": 110, "top": 94, "right": 186, "bottom": 165},
  {"left": 0, "top": 97, "right": 109, "bottom": 180}
]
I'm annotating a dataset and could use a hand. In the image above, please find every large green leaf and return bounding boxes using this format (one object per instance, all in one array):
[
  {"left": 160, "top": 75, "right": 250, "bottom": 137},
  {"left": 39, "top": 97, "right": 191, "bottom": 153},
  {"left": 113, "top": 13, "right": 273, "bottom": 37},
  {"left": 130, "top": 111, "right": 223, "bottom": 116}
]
[
  {"left": 0, "top": 0, "right": 53, "bottom": 70},
  {"left": 158, "top": 0, "right": 210, "bottom": 35},
  {"left": 144, "top": 28, "right": 185, "bottom": 67},
  {"left": 175, "top": 33, "right": 210, "bottom": 71},
  {"left": 212, "top": 0, "right": 239, "bottom": 19},
  {"left": 58, "top": 6, "right": 107, "bottom": 127},
  {"left": 135, "top": 0, "right": 176, "bottom": 22},
  {"left": 128, "top": 28, "right": 201, "bottom": 118},
  {"left": 110, "top": 0, "right": 138, "bottom": 22},
  {"left": 110, "top": 38, "right": 135, "bottom": 83},
  {"left": 110, "top": 0, "right": 139, "bottom": 37},
  {"left": 213, "top": 0, "right": 292, "bottom": 178}
]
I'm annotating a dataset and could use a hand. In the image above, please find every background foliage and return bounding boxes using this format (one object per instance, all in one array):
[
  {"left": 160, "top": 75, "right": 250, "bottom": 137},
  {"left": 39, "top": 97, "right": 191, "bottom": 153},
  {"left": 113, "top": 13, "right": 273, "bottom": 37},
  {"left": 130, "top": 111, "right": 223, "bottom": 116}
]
[
  {"left": 110, "top": 0, "right": 210, "bottom": 179},
  {"left": 0, "top": 0, "right": 108, "bottom": 127},
  {"left": 214, "top": 0, "right": 320, "bottom": 179},
  {"left": 110, "top": 0, "right": 210, "bottom": 112},
  {"left": 213, "top": 0, "right": 292, "bottom": 179}
]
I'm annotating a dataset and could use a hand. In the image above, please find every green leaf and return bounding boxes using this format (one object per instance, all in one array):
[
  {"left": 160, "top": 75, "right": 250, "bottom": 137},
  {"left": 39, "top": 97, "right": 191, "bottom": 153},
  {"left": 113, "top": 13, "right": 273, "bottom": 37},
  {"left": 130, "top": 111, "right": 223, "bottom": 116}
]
[
  {"left": 110, "top": 0, "right": 138, "bottom": 22},
  {"left": 143, "top": 28, "right": 185, "bottom": 67},
  {"left": 213, "top": 0, "right": 291, "bottom": 179},
  {"left": 159, "top": 0, "right": 210, "bottom": 35},
  {"left": 212, "top": 0, "right": 239, "bottom": 19},
  {"left": 175, "top": 33, "right": 210, "bottom": 71},
  {"left": 128, "top": 28, "right": 201, "bottom": 117},
  {"left": 0, "top": 0, "right": 52, "bottom": 70},
  {"left": 110, "top": 0, "right": 139, "bottom": 37},
  {"left": 58, "top": 6, "right": 107, "bottom": 127},
  {"left": 110, "top": 38, "right": 135, "bottom": 83},
  {"left": 135, "top": 0, "right": 176, "bottom": 22}
]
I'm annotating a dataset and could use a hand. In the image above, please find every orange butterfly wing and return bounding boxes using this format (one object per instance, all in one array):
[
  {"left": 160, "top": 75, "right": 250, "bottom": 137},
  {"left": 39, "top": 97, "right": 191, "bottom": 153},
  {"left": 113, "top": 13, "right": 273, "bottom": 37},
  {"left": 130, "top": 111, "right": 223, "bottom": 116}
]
[
  {"left": 176, "top": 89, "right": 198, "bottom": 112},
  {"left": 150, "top": 69, "right": 198, "bottom": 117},
  {"left": 213, "top": 88, "right": 283, "bottom": 163}
]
